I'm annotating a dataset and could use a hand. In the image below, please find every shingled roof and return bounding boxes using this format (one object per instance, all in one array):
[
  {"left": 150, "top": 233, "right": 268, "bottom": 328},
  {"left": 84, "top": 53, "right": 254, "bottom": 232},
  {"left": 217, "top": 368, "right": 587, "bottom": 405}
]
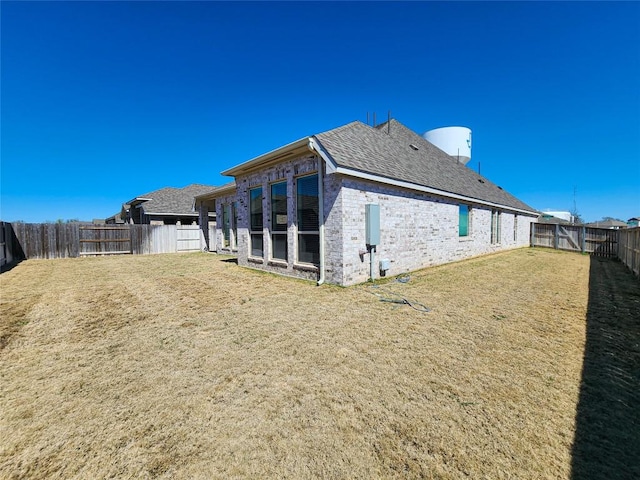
[
  {"left": 314, "top": 119, "right": 536, "bottom": 213},
  {"left": 127, "top": 184, "right": 216, "bottom": 216}
]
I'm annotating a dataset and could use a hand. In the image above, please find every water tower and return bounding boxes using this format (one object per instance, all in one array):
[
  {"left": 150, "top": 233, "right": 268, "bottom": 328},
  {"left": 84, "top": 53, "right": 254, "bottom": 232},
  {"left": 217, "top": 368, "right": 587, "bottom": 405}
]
[{"left": 423, "top": 126, "right": 472, "bottom": 165}]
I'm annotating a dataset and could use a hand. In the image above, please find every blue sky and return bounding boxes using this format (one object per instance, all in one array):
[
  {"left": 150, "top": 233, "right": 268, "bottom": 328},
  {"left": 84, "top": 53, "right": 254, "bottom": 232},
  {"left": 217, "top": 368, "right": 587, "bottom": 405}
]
[{"left": 1, "top": 1, "right": 639, "bottom": 223}]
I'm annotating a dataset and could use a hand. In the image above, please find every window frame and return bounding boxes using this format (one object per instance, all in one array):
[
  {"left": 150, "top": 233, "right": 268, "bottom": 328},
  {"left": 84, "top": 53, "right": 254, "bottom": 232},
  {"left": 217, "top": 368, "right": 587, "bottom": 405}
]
[
  {"left": 296, "top": 173, "right": 320, "bottom": 266},
  {"left": 232, "top": 202, "right": 238, "bottom": 249},
  {"left": 491, "top": 209, "right": 502, "bottom": 244},
  {"left": 459, "top": 204, "right": 471, "bottom": 237},
  {"left": 222, "top": 203, "right": 231, "bottom": 248},
  {"left": 270, "top": 180, "right": 288, "bottom": 261},
  {"left": 249, "top": 186, "right": 264, "bottom": 258}
]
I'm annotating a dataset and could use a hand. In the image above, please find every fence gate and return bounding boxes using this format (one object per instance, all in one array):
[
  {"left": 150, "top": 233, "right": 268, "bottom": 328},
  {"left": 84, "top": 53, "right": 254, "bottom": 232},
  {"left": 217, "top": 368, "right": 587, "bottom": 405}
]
[
  {"left": 176, "top": 225, "right": 201, "bottom": 252},
  {"left": 79, "top": 226, "right": 131, "bottom": 256},
  {"left": 531, "top": 223, "right": 619, "bottom": 257}
]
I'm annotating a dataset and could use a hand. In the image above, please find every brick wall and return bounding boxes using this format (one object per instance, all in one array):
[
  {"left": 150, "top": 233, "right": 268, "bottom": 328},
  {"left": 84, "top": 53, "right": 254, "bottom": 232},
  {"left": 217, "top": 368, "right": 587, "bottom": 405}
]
[
  {"left": 332, "top": 177, "right": 537, "bottom": 285},
  {"left": 234, "top": 154, "right": 321, "bottom": 282}
]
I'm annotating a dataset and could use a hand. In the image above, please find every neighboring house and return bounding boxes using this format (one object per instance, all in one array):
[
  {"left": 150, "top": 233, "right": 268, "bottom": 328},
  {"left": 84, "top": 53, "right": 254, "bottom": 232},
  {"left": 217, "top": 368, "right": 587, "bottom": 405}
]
[
  {"left": 585, "top": 219, "right": 628, "bottom": 229},
  {"left": 627, "top": 217, "right": 639, "bottom": 228},
  {"left": 104, "top": 212, "right": 125, "bottom": 224},
  {"left": 108, "top": 184, "right": 217, "bottom": 225},
  {"left": 197, "top": 119, "right": 539, "bottom": 286}
]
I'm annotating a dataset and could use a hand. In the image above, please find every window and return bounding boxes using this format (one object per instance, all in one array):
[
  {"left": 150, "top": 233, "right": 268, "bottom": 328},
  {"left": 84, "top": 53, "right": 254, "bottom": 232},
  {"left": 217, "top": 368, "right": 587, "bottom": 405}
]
[
  {"left": 222, "top": 204, "right": 231, "bottom": 248},
  {"left": 232, "top": 202, "right": 238, "bottom": 249},
  {"left": 296, "top": 174, "right": 319, "bottom": 264},
  {"left": 222, "top": 202, "right": 238, "bottom": 249},
  {"left": 270, "top": 181, "right": 288, "bottom": 261},
  {"left": 249, "top": 187, "right": 263, "bottom": 257},
  {"left": 459, "top": 204, "right": 470, "bottom": 237},
  {"left": 491, "top": 210, "right": 501, "bottom": 244}
]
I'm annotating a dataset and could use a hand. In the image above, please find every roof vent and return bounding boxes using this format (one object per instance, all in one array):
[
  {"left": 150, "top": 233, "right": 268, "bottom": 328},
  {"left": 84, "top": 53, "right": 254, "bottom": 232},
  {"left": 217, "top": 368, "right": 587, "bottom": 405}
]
[
  {"left": 409, "top": 144, "right": 419, "bottom": 151},
  {"left": 423, "top": 126, "right": 472, "bottom": 165}
]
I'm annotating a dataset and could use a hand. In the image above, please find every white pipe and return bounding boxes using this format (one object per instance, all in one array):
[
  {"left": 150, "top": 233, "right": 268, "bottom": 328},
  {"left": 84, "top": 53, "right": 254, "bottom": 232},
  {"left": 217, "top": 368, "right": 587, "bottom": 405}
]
[
  {"left": 308, "top": 139, "right": 325, "bottom": 286},
  {"left": 317, "top": 163, "right": 325, "bottom": 286}
]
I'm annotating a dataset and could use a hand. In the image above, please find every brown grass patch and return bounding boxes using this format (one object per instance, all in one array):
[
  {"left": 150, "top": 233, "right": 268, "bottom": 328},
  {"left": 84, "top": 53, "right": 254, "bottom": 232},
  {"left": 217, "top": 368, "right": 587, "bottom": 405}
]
[{"left": 0, "top": 249, "right": 636, "bottom": 478}]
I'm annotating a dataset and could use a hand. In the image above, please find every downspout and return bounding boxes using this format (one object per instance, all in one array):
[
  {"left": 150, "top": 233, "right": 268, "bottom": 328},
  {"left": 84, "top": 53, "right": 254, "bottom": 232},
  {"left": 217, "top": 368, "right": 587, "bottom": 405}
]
[
  {"left": 317, "top": 163, "right": 325, "bottom": 285},
  {"left": 308, "top": 138, "right": 325, "bottom": 285}
]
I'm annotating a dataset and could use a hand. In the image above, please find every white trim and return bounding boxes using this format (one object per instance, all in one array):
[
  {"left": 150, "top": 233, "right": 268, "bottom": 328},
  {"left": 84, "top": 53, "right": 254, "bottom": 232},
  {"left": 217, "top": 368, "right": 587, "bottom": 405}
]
[
  {"left": 308, "top": 137, "right": 337, "bottom": 174},
  {"left": 222, "top": 138, "right": 310, "bottom": 176},
  {"left": 329, "top": 166, "right": 537, "bottom": 216},
  {"left": 145, "top": 212, "right": 202, "bottom": 216}
]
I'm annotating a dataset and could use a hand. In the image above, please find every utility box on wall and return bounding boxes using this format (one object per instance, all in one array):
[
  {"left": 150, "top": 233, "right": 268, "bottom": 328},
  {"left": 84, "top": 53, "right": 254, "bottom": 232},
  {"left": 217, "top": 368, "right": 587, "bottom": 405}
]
[{"left": 365, "top": 204, "right": 380, "bottom": 246}]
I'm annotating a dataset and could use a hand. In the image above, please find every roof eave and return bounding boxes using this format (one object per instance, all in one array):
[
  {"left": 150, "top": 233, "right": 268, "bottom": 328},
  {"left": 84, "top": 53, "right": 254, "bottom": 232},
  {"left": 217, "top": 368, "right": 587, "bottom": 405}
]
[
  {"left": 221, "top": 137, "right": 311, "bottom": 177},
  {"left": 195, "top": 184, "right": 237, "bottom": 202},
  {"left": 144, "top": 212, "right": 204, "bottom": 217},
  {"left": 332, "top": 166, "right": 538, "bottom": 216}
]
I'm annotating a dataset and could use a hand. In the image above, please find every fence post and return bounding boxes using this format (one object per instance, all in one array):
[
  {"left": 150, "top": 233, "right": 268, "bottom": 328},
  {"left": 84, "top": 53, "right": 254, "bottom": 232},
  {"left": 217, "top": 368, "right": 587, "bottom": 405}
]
[
  {"left": 554, "top": 223, "right": 559, "bottom": 250},
  {"left": 581, "top": 226, "right": 586, "bottom": 253}
]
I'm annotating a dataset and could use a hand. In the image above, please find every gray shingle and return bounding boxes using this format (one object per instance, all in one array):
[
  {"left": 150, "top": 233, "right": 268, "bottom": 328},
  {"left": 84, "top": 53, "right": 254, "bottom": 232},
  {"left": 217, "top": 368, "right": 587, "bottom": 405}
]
[
  {"left": 315, "top": 119, "right": 536, "bottom": 213},
  {"left": 136, "top": 184, "right": 217, "bottom": 215}
]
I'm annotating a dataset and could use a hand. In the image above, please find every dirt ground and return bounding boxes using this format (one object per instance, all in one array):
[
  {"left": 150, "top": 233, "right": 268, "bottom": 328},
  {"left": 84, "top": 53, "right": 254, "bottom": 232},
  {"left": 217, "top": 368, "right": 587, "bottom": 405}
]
[{"left": 0, "top": 248, "right": 637, "bottom": 479}]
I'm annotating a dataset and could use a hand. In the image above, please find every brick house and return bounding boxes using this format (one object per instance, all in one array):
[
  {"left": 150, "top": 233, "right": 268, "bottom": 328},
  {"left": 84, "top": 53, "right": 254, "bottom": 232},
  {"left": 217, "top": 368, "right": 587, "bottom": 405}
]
[{"left": 196, "top": 119, "right": 538, "bottom": 286}]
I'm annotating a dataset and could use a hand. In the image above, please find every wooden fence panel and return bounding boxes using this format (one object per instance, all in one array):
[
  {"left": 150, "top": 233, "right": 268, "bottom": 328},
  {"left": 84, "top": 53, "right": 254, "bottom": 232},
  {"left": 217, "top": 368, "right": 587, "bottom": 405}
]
[
  {"left": 530, "top": 224, "right": 555, "bottom": 249},
  {"left": 618, "top": 227, "right": 640, "bottom": 277},
  {"left": 130, "top": 225, "right": 148, "bottom": 255},
  {"left": 177, "top": 226, "right": 201, "bottom": 252},
  {"left": 531, "top": 223, "right": 619, "bottom": 258},
  {"left": 79, "top": 226, "right": 131, "bottom": 256},
  {"left": 10, "top": 222, "right": 75, "bottom": 259},
  {"left": 149, "top": 225, "right": 177, "bottom": 254},
  {"left": 557, "top": 225, "right": 581, "bottom": 252},
  {"left": 586, "top": 227, "right": 618, "bottom": 258}
]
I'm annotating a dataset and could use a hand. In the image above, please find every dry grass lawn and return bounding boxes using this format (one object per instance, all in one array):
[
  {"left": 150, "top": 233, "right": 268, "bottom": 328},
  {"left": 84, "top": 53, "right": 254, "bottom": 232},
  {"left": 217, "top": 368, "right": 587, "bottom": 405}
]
[{"left": 0, "top": 248, "right": 635, "bottom": 478}]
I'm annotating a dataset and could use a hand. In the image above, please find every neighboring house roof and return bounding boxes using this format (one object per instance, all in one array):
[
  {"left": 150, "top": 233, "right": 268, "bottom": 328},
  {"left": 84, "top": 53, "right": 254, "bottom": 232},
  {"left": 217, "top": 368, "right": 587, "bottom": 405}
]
[
  {"left": 585, "top": 219, "right": 628, "bottom": 228},
  {"left": 537, "top": 214, "right": 573, "bottom": 224},
  {"left": 223, "top": 119, "right": 537, "bottom": 214},
  {"left": 125, "top": 184, "right": 217, "bottom": 216},
  {"left": 105, "top": 211, "right": 125, "bottom": 223}
]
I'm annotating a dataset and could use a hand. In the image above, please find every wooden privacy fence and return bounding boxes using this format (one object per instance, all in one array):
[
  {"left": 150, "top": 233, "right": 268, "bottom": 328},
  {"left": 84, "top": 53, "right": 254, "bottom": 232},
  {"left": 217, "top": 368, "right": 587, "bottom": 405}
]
[
  {"left": 531, "top": 223, "right": 640, "bottom": 278},
  {"left": 618, "top": 227, "right": 640, "bottom": 277},
  {"left": 80, "top": 226, "right": 131, "bottom": 256},
  {"left": 530, "top": 223, "right": 619, "bottom": 257},
  {"left": 3, "top": 223, "right": 216, "bottom": 261}
]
